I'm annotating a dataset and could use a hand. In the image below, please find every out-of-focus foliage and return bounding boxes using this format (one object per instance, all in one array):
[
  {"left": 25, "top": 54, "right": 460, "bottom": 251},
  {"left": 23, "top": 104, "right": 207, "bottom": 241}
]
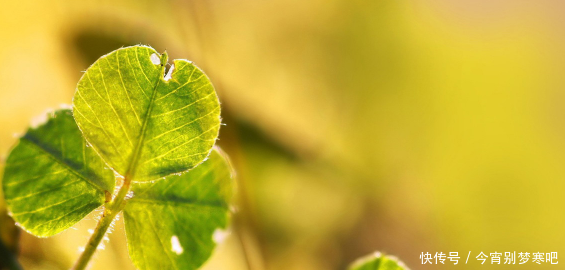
[
  {"left": 348, "top": 252, "right": 408, "bottom": 270},
  {"left": 0, "top": 163, "right": 20, "bottom": 270},
  {"left": 2, "top": 0, "right": 565, "bottom": 270}
]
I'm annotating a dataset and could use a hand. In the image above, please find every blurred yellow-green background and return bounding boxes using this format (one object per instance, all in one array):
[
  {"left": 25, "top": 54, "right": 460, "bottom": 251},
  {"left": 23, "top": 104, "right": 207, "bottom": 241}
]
[{"left": 2, "top": 0, "right": 565, "bottom": 269}]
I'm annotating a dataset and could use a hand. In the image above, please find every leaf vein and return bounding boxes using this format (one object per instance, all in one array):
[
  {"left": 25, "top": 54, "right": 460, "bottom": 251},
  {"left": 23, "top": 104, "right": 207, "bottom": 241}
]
[
  {"left": 17, "top": 138, "right": 106, "bottom": 193},
  {"left": 146, "top": 107, "right": 219, "bottom": 143},
  {"left": 12, "top": 192, "right": 91, "bottom": 216},
  {"left": 97, "top": 63, "right": 134, "bottom": 147},
  {"left": 114, "top": 50, "right": 141, "bottom": 125}
]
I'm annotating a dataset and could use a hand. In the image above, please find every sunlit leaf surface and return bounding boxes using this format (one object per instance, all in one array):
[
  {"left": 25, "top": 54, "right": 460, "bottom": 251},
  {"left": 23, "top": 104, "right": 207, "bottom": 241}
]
[
  {"left": 73, "top": 45, "right": 220, "bottom": 182},
  {"left": 123, "top": 148, "right": 234, "bottom": 270},
  {"left": 349, "top": 252, "right": 408, "bottom": 270},
  {"left": 2, "top": 110, "right": 115, "bottom": 237}
]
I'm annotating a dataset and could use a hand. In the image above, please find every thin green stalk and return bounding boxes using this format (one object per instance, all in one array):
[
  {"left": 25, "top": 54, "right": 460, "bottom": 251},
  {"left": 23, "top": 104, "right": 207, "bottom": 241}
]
[{"left": 72, "top": 178, "right": 132, "bottom": 270}]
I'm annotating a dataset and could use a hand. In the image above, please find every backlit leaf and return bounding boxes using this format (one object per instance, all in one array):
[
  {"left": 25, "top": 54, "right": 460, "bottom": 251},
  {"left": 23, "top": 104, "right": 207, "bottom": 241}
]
[
  {"left": 73, "top": 45, "right": 221, "bottom": 182},
  {"left": 349, "top": 252, "right": 409, "bottom": 270},
  {"left": 123, "top": 148, "right": 234, "bottom": 270},
  {"left": 2, "top": 110, "right": 115, "bottom": 237}
]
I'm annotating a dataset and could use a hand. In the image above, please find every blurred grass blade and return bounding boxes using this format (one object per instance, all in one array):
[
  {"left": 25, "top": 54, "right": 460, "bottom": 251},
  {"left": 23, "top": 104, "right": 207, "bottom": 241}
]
[
  {"left": 123, "top": 148, "right": 234, "bottom": 270},
  {"left": 2, "top": 110, "right": 115, "bottom": 237},
  {"left": 0, "top": 239, "right": 22, "bottom": 270},
  {"left": 73, "top": 45, "right": 221, "bottom": 182},
  {"left": 349, "top": 252, "right": 409, "bottom": 270},
  {"left": 0, "top": 206, "right": 21, "bottom": 270}
]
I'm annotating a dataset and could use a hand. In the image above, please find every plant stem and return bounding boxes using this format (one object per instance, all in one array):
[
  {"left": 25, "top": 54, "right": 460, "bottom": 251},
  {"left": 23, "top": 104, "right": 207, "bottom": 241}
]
[{"left": 72, "top": 178, "right": 132, "bottom": 270}]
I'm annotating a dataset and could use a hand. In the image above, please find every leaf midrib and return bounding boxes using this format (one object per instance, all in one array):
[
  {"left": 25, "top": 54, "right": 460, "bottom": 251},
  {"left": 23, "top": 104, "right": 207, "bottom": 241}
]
[
  {"left": 20, "top": 137, "right": 106, "bottom": 194},
  {"left": 123, "top": 49, "right": 165, "bottom": 180}
]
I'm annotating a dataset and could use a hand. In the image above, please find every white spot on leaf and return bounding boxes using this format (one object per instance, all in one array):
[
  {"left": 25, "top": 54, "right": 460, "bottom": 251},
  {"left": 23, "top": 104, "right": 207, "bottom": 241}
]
[
  {"left": 150, "top": 53, "right": 160, "bottom": 65},
  {"left": 164, "top": 64, "right": 174, "bottom": 81},
  {"left": 171, "top": 235, "right": 183, "bottom": 255},
  {"left": 213, "top": 228, "right": 229, "bottom": 244}
]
